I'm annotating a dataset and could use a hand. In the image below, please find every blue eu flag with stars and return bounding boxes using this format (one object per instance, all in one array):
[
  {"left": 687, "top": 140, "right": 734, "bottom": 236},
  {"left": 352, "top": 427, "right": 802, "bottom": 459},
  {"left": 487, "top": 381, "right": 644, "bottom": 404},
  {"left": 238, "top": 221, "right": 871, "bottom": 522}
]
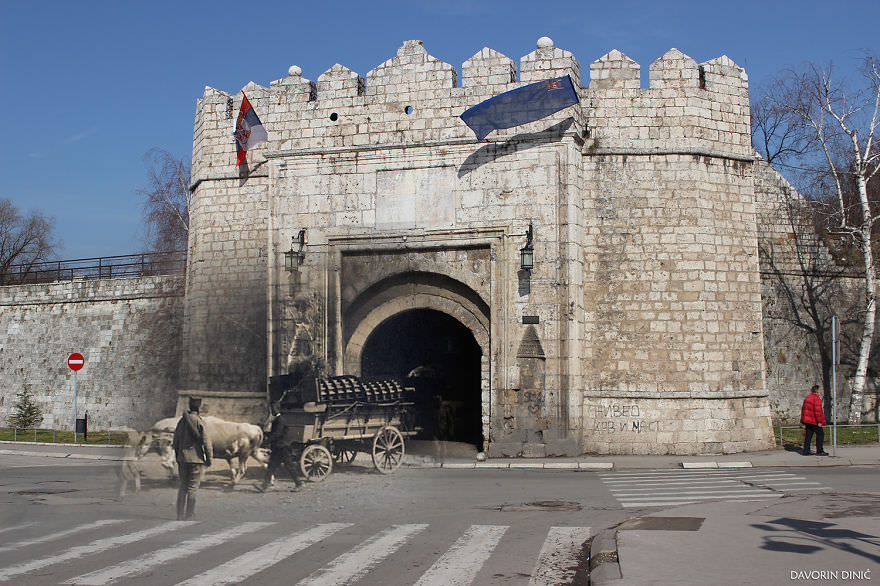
[{"left": 460, "top": 75, "right": 579, "bottom": 140}]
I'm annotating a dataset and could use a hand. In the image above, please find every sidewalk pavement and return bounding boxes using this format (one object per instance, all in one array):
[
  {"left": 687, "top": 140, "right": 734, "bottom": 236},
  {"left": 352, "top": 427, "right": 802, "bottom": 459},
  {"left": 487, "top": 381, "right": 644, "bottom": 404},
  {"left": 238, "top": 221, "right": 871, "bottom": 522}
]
[
  {"left": 2, "top": 438, "right": 878, "bottom": 468},
  {"left": 592, "top": 496, "right": 880, "bottom": 585},
  {"left": 404, "top": 443, "right": 880, "bottom": 471}
]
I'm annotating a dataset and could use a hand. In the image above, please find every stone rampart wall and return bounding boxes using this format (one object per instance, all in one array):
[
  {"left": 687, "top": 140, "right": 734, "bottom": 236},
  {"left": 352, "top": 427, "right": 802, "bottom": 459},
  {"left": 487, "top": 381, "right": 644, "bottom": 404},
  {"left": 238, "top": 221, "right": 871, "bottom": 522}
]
[
  {"left": 0, "top": 276, "right": 183, "bottom": 431},
  {"left": 754, "top": 159, "right": 879, "bottom": 422}
]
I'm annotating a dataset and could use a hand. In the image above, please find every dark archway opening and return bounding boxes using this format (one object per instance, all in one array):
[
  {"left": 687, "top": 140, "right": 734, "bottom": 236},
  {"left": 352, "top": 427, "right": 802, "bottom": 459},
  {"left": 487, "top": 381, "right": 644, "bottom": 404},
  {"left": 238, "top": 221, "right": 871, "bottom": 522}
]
[{"left": 361, "top": 308, "right": 483, "bottom": 448}]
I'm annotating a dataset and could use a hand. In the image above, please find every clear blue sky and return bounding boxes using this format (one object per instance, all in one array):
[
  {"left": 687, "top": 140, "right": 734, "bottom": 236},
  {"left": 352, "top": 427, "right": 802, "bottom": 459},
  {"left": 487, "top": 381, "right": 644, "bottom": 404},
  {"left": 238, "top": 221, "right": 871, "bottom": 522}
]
[{"left": 1, "top": 0, "right": 877, "bottom": 260}]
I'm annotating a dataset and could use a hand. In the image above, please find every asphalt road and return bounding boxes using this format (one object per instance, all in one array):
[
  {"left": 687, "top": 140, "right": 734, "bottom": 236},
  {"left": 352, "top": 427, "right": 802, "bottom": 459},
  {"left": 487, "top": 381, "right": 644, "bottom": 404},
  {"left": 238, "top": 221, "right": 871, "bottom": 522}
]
[{"left": 0, "top": 452, "right": 876, "bottom": 585}]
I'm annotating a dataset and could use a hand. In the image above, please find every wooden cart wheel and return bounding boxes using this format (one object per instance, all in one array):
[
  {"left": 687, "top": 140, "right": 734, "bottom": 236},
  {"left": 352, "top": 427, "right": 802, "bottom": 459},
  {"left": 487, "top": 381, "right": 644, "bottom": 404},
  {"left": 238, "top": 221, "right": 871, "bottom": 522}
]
[
  {"left": 371, "top": 426, "right": 405, "bottom": 474},
  {"left": 334, "top": 448, "right": 357, "bottom": 464},
  {"left": 300, "top": 444, "right": 333, "bottom": 482}
]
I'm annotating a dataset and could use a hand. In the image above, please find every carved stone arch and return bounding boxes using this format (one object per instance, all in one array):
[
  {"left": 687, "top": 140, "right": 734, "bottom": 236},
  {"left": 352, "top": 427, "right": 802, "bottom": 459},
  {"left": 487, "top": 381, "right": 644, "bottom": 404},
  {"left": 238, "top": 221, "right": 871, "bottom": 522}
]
[
  {"left": 344, "top": 292, "right": 489, "bottom": 375},
  {"left": 342, "top": 272, "right": 489, "bottom": 374}
]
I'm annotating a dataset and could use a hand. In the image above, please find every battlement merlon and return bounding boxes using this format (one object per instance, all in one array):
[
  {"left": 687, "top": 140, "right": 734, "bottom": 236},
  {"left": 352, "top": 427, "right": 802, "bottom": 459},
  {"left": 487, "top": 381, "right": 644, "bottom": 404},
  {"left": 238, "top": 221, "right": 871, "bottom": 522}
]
[
  {"left": 520, "top": 36, "right": 581, "bottom": 86},
  {"left": 191, "top": 38, "right": 754, "bottom": 182},
  {"left": 462, "top": 47, "right": 516, "bottom": 88}
]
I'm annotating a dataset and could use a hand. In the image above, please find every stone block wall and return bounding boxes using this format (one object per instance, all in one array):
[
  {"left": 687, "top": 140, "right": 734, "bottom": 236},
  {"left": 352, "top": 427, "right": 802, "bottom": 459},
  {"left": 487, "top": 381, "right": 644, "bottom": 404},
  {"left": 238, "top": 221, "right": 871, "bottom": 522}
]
[
  {"left": 583, "top": 154, "right": 764, "bottom": 396},
  {"left": 0, "top": 276, "right": 183, "bottom": 431},
  {"left": 583, "top": 396, "right": 772, "bottom": 455}
]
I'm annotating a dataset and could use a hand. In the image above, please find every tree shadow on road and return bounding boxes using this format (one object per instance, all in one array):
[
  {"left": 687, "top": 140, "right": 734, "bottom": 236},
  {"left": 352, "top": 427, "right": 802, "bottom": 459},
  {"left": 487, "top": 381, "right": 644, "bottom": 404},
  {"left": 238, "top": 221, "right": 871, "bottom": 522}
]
[{"left": 750, "top": 517, "right": 880, "bottom": 563}]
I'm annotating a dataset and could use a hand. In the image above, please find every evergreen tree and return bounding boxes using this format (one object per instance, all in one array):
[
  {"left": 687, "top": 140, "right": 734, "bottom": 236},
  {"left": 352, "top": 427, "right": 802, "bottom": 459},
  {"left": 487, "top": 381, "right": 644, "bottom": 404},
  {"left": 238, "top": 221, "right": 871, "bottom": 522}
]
[{"left": 7, "top": 386, "right": 43, "bottom": 429}]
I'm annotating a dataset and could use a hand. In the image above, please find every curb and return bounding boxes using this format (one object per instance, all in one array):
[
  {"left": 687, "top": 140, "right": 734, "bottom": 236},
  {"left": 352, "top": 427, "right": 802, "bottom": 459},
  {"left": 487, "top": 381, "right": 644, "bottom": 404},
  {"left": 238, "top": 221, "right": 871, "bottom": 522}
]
[
  {"left": 0, "top": 440, "right": 125, "bottom": 448},
  {"left": 681, "top": 461, "right": 753, "bottom": 469},
  {"left": 588, "top": 530, "right": 621, "bottom": 583},
  {"left": 404, "top": 461, "right": 615, "bottom": 470},
  {"left": 0, "top": 449, "right": 124, "bottom": 461}
]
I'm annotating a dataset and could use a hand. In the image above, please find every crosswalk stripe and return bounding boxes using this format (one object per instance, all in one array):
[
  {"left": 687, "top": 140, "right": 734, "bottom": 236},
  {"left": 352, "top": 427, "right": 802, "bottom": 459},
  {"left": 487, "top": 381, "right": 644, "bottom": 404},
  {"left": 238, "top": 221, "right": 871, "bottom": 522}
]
[
  {"left": 299, "top": 523, "right": 429, "bottom": 586},
  {"left": 599, "top": 470, "right": 793, "bottom": 480},
  {"left": 0, "top": 521, "right": 36, "bottom": 536},
  {"left": 608, "top": 483, "right": 741, "bottom": 491},
  {"left": 732, "top": 475, "right": 809, "bottom": 480},
  {"left": 622, "top": 500, "right": 705, "bottom": 507},
  {"left": 621, "top": 494, "right": 783, "bottom": 507},
  {"left": 603, "top": 479, "right": 745, "bottom": 486},
  {"left": 612, "top": 490, "right": 781, "bottom": 498},
  {"left": 65, "top": 521, "right": 273, "bottom": 585},
  {"left": 414, "top": 525, "right": 508, "bottom": 586},
  {"left": 0, "top": 521, "right": 195, "bottom": 581},
  {"left": 0, "top": 519, "right": 126, "bottom": 554},
  {"left": 598, "top": 468, "right": 827, "bottom": 508},
  {"left": 598, "top": 471, "right": 752, "bottom": 478},
  {"left": 176, "top": 523, "right": 353, "bottom": 586},
  {"left": 528, "top": 526, "right": 591, "bottom": 586}
]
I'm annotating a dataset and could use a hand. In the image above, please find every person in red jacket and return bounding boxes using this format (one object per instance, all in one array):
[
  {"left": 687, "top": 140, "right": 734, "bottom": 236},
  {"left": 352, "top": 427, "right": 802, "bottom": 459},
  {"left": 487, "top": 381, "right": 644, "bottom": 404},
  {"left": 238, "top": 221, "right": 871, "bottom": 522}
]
[{"left": 800, "top": 385, "right": 828, "bottom": 456}]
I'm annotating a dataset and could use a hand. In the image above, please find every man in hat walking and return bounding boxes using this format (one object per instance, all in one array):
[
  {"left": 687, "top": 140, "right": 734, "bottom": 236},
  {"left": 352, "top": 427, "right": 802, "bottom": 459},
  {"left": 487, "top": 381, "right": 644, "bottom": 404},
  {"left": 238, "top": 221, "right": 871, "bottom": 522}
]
[
  {"left": 172, "top": 397, "right": 213, "bottom": 520},
  {"left": 800, "top": 385, "right": 829, "bottom": 456}
]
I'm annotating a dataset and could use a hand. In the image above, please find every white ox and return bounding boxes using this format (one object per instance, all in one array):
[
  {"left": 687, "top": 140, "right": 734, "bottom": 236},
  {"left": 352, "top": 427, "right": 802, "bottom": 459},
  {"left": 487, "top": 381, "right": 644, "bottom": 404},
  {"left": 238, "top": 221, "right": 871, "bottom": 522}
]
[{"left": 148, "top": 416, "right": 269, "bottom": 485}]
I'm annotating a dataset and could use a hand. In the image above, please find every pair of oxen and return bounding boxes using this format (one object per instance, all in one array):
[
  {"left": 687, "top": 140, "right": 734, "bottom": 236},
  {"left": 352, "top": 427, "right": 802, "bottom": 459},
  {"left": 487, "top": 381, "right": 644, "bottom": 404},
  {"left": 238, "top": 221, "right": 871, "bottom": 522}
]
[{"left": 134, "top": 416, "right": 270, "bottom": 486}]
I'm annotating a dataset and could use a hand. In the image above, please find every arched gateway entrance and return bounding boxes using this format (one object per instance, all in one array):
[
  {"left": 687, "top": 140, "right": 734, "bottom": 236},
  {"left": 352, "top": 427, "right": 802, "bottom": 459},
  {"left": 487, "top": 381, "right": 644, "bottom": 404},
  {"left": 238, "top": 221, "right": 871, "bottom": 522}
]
[
  {"left": 361, "top": 309, "right": 483, "bottom": 447},
  {"left": 341, "top": 272, "right": 491, "bottom": 450}
]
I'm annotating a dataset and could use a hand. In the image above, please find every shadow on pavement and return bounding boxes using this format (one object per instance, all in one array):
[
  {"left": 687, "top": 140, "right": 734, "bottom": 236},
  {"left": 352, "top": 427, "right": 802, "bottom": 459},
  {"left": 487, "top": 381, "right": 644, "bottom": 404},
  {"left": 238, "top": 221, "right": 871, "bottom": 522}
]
[{"left": 751, "top": 517, "right": 880, "bottom": 564}]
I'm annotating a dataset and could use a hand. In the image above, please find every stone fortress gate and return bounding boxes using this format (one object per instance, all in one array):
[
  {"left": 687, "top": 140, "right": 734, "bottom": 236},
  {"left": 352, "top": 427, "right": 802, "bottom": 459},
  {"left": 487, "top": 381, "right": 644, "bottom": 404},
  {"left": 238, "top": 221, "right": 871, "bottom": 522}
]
[{"left": 182, "top": 37, "right": 776, "bottom": 456}]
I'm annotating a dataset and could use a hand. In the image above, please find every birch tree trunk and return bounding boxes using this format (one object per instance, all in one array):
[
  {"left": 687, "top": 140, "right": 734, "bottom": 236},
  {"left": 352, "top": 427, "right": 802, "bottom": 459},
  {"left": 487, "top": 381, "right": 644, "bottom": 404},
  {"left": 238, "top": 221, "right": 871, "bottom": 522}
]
[{"left": 849, "top": 176, "right": 876, "bottom": 423}]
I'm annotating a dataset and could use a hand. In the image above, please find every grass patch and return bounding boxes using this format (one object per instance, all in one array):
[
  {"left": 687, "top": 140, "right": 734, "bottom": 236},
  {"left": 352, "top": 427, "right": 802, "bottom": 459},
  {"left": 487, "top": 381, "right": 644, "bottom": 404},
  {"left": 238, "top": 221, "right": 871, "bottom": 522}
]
[
  {"left": 0, "top": 428, "right": 129, "bottom": 445},
  {"left": 774, "top": 424, "right": 880, "bottom": 446}
]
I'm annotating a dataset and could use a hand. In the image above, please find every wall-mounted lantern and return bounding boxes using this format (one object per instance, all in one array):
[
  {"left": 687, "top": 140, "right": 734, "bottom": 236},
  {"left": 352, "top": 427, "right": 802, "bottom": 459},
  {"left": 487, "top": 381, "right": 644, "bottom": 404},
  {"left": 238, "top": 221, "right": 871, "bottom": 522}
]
[
  {"left": 284, "top": 229, "right": 306, "bottom": 271},
  {"left": 520, "top": 222, "right": 534, "bottom": 272}
]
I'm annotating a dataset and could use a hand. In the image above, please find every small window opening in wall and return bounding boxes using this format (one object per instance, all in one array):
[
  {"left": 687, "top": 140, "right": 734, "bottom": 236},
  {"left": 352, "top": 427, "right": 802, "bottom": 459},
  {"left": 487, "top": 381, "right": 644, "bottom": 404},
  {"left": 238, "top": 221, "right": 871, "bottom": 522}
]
[
  {"left": 329, "top": 112, "right": 339, "bottom": 121},
  {"left": 404, "top": 105, "right": 414, "bottom": 115}
]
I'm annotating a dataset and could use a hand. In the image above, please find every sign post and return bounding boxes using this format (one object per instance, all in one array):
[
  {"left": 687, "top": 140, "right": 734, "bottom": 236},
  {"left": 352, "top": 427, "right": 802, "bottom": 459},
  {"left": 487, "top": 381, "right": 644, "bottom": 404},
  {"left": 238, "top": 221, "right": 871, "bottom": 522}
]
[
  {"left": 68, "top": 353, "right": 84, "bottom": 442},
  {"left": 831, "top": 317, "right": 839, "bottom": 457}
]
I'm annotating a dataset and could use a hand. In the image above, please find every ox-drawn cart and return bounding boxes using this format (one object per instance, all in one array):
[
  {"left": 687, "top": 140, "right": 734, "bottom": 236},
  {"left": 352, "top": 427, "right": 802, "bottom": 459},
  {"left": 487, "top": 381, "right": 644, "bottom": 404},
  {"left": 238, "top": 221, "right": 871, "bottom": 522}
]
[{"left": 269, "top": 375, "right": 419, "bottom": 482}]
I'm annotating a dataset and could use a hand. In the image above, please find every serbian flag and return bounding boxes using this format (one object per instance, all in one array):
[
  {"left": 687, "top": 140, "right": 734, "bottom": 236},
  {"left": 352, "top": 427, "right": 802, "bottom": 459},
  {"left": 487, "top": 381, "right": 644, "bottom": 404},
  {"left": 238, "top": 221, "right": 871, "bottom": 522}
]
[
  {"left": 234, "top": 92, "right": 268, "bottom": 165},
  {"left": 460, "top": 75, "right": 579, "bottom": 140}
]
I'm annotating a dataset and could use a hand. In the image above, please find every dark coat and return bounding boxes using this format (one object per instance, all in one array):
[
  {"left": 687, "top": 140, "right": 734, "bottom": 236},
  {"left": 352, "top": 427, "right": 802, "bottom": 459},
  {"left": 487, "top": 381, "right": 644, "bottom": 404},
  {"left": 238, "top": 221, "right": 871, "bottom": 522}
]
[
  {"left": 800, "top": 392, "right": 827, "bottom": 427},
  {"left": 172, "top": 411, "right": 213, "bottom": 465}
]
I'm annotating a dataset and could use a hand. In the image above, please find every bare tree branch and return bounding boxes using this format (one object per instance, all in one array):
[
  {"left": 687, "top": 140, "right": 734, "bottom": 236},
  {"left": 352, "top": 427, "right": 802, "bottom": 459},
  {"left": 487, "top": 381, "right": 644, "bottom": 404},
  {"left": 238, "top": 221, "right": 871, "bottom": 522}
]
[
  {"left": 0, "top": 199, "right": 59, "bottom": 284},
  {"left": 138, "top": 148, "right": 191, "bottom": 252}
]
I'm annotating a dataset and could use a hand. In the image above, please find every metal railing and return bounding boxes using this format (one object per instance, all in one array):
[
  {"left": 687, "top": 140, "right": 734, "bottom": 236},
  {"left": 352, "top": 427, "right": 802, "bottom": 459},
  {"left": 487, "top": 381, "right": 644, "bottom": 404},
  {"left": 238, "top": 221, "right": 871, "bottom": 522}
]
[
  {"left": 776, "top": 423, "right": 880, "bottom": 446},
  {"left": 1, "top": 250, "right": 186, "bottom": 285},
  {"left": 0, "top": 427, "right": 126, "bottom": 444}
]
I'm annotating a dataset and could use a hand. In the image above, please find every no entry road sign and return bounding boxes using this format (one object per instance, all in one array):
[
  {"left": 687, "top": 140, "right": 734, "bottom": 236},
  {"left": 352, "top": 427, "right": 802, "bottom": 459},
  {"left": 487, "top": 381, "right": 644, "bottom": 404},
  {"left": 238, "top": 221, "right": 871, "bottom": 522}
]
[{"left": 68, "top": 353, "right": 85, "bottom": 371}]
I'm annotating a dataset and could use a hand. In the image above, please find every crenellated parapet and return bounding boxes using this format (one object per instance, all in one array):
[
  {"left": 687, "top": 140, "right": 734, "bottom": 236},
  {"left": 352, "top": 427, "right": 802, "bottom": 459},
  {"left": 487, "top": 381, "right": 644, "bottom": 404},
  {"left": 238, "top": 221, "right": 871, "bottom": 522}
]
[
  {"left": 587, "top": 47, "right": 751, "bottom": 157},
  {"left": 191, "top": 38, "right": 754, "bottom": 185}
]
